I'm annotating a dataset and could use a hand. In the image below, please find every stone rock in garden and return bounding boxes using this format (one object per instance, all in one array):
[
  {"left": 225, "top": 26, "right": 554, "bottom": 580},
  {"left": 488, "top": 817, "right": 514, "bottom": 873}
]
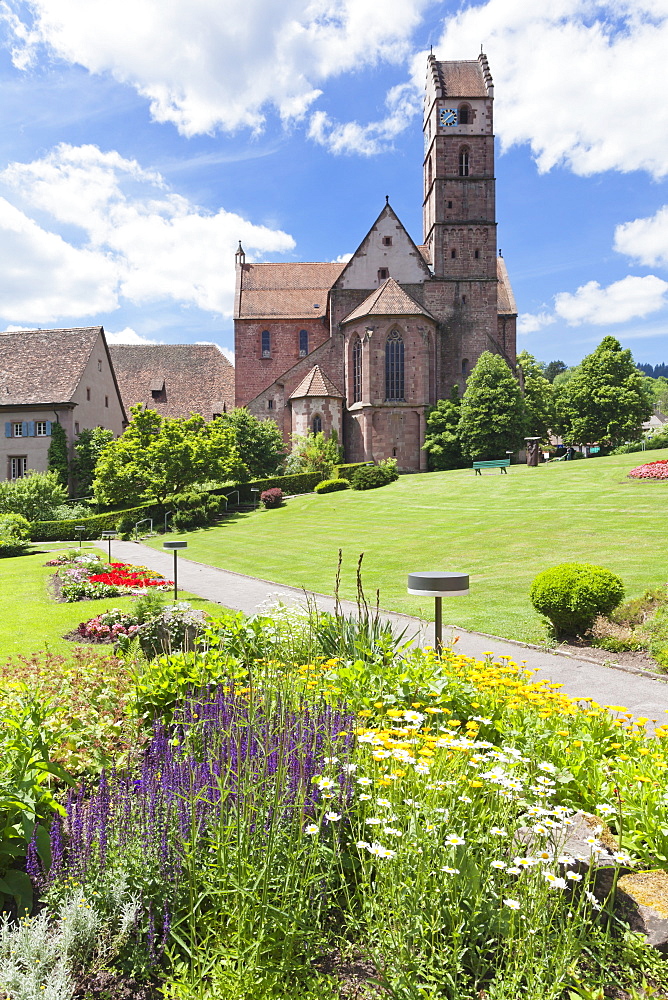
[{"left": 615, "top": 871, "right": 668, "bottom": 954}]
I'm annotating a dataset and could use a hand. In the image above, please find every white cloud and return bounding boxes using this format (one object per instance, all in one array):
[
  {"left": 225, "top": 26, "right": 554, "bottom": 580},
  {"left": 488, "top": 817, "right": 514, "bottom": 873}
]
[
  {"left": 554, "top": 275, "right": 668, "bottom": 325},
  {"left": 3, "top": 0, "right": 430, "bottom": 137},
  {"left": 0, "top": 143, "right": 295, "bottom": 322},
  {"left": 517, "top": 312, "right": 556, "bottom": 335},
  {"left": 218, "top": 346, "right": 234, "bottom": 365},
  {"left": 309, "top": 82, "right": 420, "bottom": 155},
  {"left": 431, "top": 0, "right": 668, "bottom": 178},
  {"left": 614, "top": 206, "right": 668, "bottom": 269},
  {"left": 332, "top": 252, "right": 353, "bottom": 263},
  {"left": 105, "top": 327, "right": 163, "bottom": 344}
]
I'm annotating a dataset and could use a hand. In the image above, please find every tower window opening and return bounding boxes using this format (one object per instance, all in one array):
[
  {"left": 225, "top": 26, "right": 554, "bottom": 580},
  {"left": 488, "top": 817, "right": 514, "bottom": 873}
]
[
  {"left": 451, "top": 249, "right": 457, "bottom": 259},
  {"left": 385, "top": 331, "right": 405, "bottom": 402},
  {"left": 461, "top": 295, "right": 467, "bottom": 304},
  {"left": 462, "top": 358, "right": 469, "bottom": 376},
  {"left": 459, "top": 147, "right": 470, "bottom": 177},
  {"left": 299, "top": 329, "right": 308, "bottom": 356},
  {"left": 312, "top": 414, "right": 322, "bottom": 434},
  {"left": 447, "top": 200, "right": 453, "bottom": 209},
  {"left": 474, "top": 249, "right": 480, "bottom": 259},
  {"left": 261, "top": 330, "right": 271, "bottom": 357},
  {"left": 352, "top": 336, "right": 362, "bottom": 403},
  {"left": 378, "top": 268, "right": 389, "bottom": 281},
  {"left": 458, "top": 104, "right": 470, "bottom": 125}
]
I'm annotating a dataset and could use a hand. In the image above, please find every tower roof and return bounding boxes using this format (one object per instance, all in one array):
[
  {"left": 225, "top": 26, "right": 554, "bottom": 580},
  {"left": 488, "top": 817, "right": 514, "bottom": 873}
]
[
  {"left": 496, "top": 256, "right": 517, "bottom": 315},
  {"left": 340, "top": 278, "right": 436, "bottom": 325},
  {"left": 426, "top": 52, "right": 494, "bottom": 101},
  {"left": 289, "top": 365, "right": 344, "bottom": 399}
]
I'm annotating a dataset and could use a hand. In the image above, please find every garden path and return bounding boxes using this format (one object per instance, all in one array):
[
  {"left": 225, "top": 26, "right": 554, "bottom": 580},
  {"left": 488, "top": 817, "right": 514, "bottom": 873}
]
[{"left": 98, "top": 540, "right": 668, "bottom": 724}]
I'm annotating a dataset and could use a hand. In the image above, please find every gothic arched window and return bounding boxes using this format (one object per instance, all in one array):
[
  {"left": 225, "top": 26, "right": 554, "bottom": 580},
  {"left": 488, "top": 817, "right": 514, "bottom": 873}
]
[
  {"left": 385, "top": 331, "right": 405, "bottom": 401},
  {"left": 459, "top": 147, "right": 470, "bottom": 177},
  {"left": 458, "top": 104, "right": 470, "bottom": 124},
  {"left": 299, "top": 330, "right": 308, "bottom": 356},
  {"left": 352, "top": 336, "right": 362, "bottom": 403},
  {"left": 312, "top": 414, "right": 322, "bottom": 434},
  {"left": 261, "top": 330, "right": 271, "bottom": 357}
]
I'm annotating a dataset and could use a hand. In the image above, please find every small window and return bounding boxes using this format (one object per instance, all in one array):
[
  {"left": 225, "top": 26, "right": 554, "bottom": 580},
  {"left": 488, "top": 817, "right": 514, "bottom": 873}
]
[
  {"left": 458, "top": 104, "right": 470, "bottom": 125},
  {"left": 10, "top": 457, "right": 27, "bottom": 479},
  {"left": 261, "top": 330, "right": 271, "bottom": 357},
  {"left": 378, "top": 268, "right": 389, "bottom": 281},
  {"left": 299, "top": 330, "right": 308, "bottom": 356},
  {"left": 474, "top": 249, "right": 480, "bottom": 259},
  {"left": 382, "top": 236, "right": 393, "bottom": 247},
  {"left": 12, "top": 422, "right": 22, "bottom": 438},
  {"left": 36, "top": 421, "right": 48, "bottom": 437},
  {"left": 268, "top": 399, "right": 274, "bottom": 410},
  {"left": 451, "top": 249, "right": 457, "bottom": 259},
  {"left": 74, "top": 422, "right": 79, "bottom": 436},
  {"left": 462, "top": 358, "right": 469, "bottom": 376},
  {"left": 105, "top": 395, "right": 109, "bottom": 408},
  {"left": 459, "top": 148, "right": 470, "bottom": 177},
  {"left": 461, "top": 295, "right": 467, "bottom": 304},
  {"left": 312, "top": 414, "right": 322, "bottom": 434},
  {"left": 86, "top": 387, "right": 91, "bottom": 401},
  {"left": 447, "top": 200, "right": 453, "bottom": 209},
  {"left": 97, "top": 359, "right": 102, "bottom": 371}
]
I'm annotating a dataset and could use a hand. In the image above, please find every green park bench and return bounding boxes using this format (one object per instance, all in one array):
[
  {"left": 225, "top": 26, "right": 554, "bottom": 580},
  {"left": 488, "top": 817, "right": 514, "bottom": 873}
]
[{"left": 472, "top": 458, "right": 510, "bottom": 475}]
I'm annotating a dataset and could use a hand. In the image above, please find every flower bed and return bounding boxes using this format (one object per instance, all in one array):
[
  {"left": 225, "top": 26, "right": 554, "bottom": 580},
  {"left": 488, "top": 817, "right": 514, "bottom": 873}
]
[
  {"left": 628, "top": 459, "right": 668, "bottom": 480},
  {"left": 55, "top": 557, "right": 172, "bottom": 602},
  {"left": 75, "top": 608, "right": 142, "bottom": 643}
]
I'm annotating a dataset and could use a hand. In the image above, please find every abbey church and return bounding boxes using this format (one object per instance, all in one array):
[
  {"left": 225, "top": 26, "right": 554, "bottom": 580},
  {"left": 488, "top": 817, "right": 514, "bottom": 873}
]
[{"left": 233, "top": 53, "right": 517, "bottom": 471}]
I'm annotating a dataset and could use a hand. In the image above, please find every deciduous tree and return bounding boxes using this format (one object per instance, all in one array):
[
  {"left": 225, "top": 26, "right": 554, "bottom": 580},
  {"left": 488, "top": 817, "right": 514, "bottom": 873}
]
[
  {"left": 72, "top": 427, "right": 115, "bottom": 496},
  {"left": 517, "top": 350, "right": 556, "bottom": 442},
  {"left": 220, "top": 408, "right": 286, "bottom": 479},
  {"left": 422, "top": 387, "right": 467, "bottom": 470},
  {"left": 457, "top": 352, "right": 527, "bottom": 460}
]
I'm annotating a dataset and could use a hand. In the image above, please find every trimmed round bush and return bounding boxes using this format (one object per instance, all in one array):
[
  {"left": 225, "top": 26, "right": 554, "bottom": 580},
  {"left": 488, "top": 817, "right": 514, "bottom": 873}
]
[
  {"left": 314, "top": 478, "right": 351, "bottom": 494},
  {"left": 529, "top": 563, "right": 625, "bottom": 636},
  {"left": 261, "top": 487, "right": 283, "bottom": 508},
  {"left": 351, "top": 463, "right": 398, "bottom": 491}
]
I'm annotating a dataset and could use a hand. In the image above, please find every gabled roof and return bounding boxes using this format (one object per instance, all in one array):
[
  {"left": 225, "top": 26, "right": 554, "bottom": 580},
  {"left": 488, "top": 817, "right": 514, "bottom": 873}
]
[
  {"left": 108, "top": 343, "right": 234, "bottom": 420},
  {"left": 0, "top": 327, "right": 102, "bottom": 406},
  {"left": 496, "top": 256, "right": 517, "bottom": 315},
  {"left": 289, "top": 365, "right": 344, "bottom": 399},
  {"left": 333, "top": 201, "right": 433, "bottom": 290},
  {"left": 236, "top": 262, "right": 345, "bottom": 319},
  {"left": 340, "top": 278, "right": 436, "bottom": 325}
]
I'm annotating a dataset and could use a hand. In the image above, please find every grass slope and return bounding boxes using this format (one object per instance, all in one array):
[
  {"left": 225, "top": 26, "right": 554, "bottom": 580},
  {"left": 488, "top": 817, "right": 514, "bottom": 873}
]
[
  {"left": 1, "top": 546, "right": 225, "bottom": 659},
  {"left": 147, "top": 450, "right": 668, "bottom": 644}
]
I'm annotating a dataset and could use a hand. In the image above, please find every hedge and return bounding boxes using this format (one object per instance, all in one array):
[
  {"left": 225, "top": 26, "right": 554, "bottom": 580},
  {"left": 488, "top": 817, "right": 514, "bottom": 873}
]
[
  {"left": 333, "top": 462, "right": 373, "bottom": 481},
  {"left": 314, "top": 478, "right": 350, "bottom": 494},
  {"left": 30, "top": 503, "right": 157, "bottom": 542},
  {"left": 210, "top": 472, "right": 323, "bottom": 502}
]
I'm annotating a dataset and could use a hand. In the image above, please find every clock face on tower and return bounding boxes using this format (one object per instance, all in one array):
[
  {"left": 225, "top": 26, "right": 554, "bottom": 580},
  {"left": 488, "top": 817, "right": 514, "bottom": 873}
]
[{"left": 439, "top": 108, "right": 458, "bottom": 127}]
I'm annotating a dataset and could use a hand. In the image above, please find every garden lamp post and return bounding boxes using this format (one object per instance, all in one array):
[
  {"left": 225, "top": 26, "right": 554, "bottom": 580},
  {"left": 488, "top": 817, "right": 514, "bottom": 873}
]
[
  {"left": 407, "top": 571, "right": 469, "bottom": 655},
  {"left": 163, "top": 540, "right": 187, "bottom": 600},
  {"left": 101, "top": 530, "right": 117, "bottom": 564},
  {"left": 75, "top": 525, "right": 85, "bottom": 548},
  {"left": 251, "top": 488, "right": 260, "bottom": 509}
]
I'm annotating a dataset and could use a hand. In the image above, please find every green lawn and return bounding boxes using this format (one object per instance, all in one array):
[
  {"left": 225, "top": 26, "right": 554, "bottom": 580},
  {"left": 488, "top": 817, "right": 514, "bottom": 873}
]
[
  {"left": 0, "top": 545, "right": 226, "bottom": 659},
  {"left": 146, "top": 449, "right": 668, "bottom": 644}
]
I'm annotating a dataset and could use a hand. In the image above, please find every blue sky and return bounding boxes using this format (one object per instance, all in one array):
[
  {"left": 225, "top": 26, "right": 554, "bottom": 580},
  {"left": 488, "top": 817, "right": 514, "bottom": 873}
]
[{"left": 1, "top": 0, "right": 667, "bottom": 370}]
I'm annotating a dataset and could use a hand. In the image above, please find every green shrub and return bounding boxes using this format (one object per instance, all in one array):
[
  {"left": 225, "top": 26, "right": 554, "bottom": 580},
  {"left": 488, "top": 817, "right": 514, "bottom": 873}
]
[
  {"left": 30, "top": 503, "right": 156, "bottom": 541},
  {"left": 332, "top": 462, "right": 373, "bottom": 481},
  {"left": 610, "top": 586, "right": 668, "bottom": 627},
  {"left": 314, "top": 478, "right": 350, "bottom": 494},
  {"left": 0, "top": 470, "right": 68, "bottom": 521},
  {"left": 529, "top": 563, "right": 625, "bottom": 636},
  {"left": 0, "top": 513, "right": 31, "bottom": 542},
  {"left": 643, "top": 605, "right": 668, "bottom": 671},
  {"left": 172, "top": 506, "right": 208, "bottom": 531},
  {"left": 213, "top": 472, "right": 323, "bottom": 502},
  {"left": 351, "top": 459, "right": 399, "bottom": 491}
]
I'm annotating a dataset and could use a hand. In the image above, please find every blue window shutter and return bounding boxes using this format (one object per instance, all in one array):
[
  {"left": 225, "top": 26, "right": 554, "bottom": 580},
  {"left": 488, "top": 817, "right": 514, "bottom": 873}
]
[
  {"left": 4, "top": 423, "right": 10, "bottom": 438},
  {"left": 21, "top": 421, "right": 28, "bottom": 437},
  {"left": 28, "top": 421, "right": 35, "bottom": 437},
  {"left": 45, "top": 421, "right": 52, "bottom": 436}
]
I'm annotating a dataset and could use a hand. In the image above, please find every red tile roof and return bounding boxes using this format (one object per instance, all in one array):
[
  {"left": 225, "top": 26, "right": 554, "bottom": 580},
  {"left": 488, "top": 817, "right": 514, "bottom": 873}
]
[
  {"left": 438, "top": 60, "right": 489, "bottom": 97},
  {"left": 237, "top": 262, "right": 345, "bottom": 319},
  {"left": 0, "top": 327, "right": 101, "bottom": 405},
  {"left": 108, "top": 343, "right": 234, "bottom": 420},
  {"left": 497, "top": 256, "right": 517, "bottom": 315},
  {"left": 340, "top": 278, "right": 436, "bottom": 324},
  {"left": 289, "top": 364, "right": 344, "bottom": 399}
]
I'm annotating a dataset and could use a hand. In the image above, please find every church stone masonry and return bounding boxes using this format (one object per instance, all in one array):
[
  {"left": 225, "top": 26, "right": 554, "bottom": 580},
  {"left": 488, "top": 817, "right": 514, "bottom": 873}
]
[{"left": 233, "top": 53, "right": 517, "bottom": 471}]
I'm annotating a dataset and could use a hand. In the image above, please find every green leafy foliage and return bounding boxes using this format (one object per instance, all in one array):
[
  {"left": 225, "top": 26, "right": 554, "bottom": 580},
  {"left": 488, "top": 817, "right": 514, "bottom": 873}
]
[
  {"left": 350, "top": 458, "right": 399, "bottom": 490},
  {"left": 0, "top": 471, "right": 68, "bottom": 521},
  {"left": 332, "top": 462, "right": 372, "bottom": 481},
  {"left": 458, "top": 351, "right": 527, "bottom": 460},
  {"left": 313, "top": 478, "right": 350, "bottom": 494},
  {"left": 93, "top": 406, "right": 247, "bottom": 505},
  {"left": 219, "top": 408, "right": 286, "bottom": 479},
  {"left": 556, "top": 336, "right": 653, "bottom": 446},
  {"left": 72, "top": 426, "right": 115, "bottom": 497},
  {"left": 529, "top": 562, "right": 625, "bottom": 636},
  {"left": 285, "top": 430, "right": 343, "bottom": 479},
  {"left": 47, "top": 423, "right": 69, "bottom": 490},
  {"left": 0, "top": 514, "right": 31, "bottom": 557},
  {"left": 423, "top": 386, "right": 467, "bottom": 470},
  {"left": 517, "top": 349, "right": 556, "bottom": 441},
  {"left": 171, "top": 491, "right": 225, "bottom": 532},
  {"left": 541, "top": 360, "right": 568, "bottom": 383},
  {"left": 30, "top": 503, "right": 155, "bottom": 542}
]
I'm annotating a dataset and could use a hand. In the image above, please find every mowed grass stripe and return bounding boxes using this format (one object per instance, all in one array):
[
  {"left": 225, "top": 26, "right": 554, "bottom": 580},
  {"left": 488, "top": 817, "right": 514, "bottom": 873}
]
[{"left": 145, "top": 450, "right": 668, "bottom": 644}]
